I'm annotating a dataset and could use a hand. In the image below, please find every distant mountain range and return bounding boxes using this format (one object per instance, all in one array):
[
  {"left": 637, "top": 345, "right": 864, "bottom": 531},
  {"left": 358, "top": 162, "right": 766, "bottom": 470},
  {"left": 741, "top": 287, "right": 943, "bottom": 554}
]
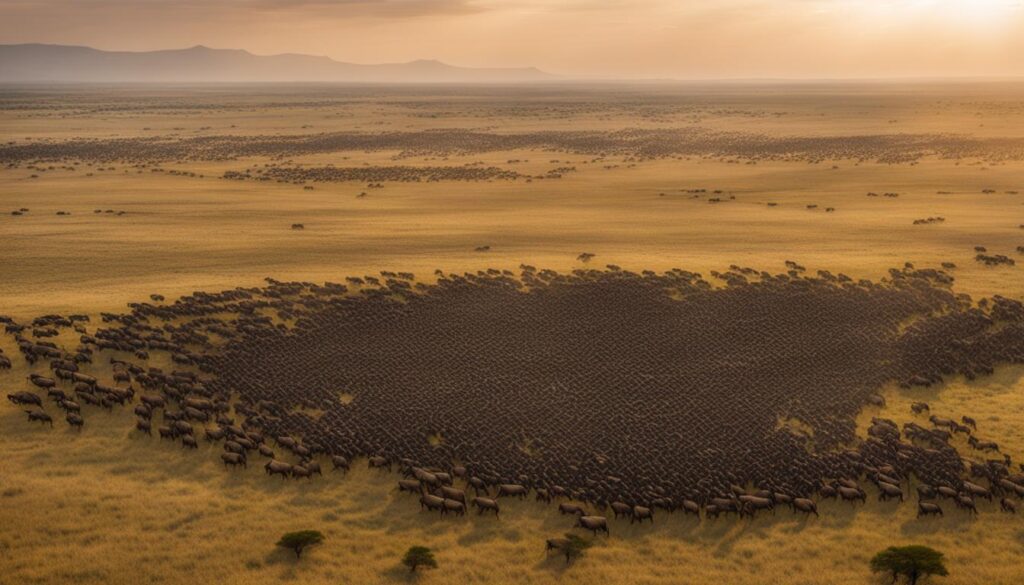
[{"left": 0, "top": 44, "right": 556, "bottom": 83}]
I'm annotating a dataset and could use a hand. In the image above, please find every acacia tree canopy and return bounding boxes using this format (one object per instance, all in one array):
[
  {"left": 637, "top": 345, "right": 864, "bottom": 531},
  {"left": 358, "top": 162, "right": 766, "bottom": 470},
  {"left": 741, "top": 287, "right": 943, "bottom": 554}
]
[
  {"left": 402, "top": 546, "right": 438, "bottom": 573},
  {"left": 276, "top": 530, "right": 325, "bottom": 559},
  {"left": 870, "top": 545, "right": 949, "bottom": 585}
]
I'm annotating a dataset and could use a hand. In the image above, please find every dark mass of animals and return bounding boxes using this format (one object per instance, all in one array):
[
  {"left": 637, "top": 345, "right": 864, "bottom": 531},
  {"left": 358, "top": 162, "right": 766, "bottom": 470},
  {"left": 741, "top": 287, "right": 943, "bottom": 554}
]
[{"left": 3, "top": 262, "right": 1024, "bottom": 533}]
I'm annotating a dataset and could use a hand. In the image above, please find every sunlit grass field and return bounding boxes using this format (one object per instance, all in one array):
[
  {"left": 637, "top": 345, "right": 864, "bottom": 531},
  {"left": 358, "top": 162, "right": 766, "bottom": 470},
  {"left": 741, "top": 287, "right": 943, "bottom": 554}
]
[{"left": 2, "top": 84, "right": 1024, "bottom": 584}]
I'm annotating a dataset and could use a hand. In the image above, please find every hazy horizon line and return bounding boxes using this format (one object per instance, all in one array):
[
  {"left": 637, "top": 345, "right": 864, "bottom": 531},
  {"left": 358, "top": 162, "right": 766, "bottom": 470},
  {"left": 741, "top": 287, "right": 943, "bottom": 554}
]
[{"left": 3, "top": 42, "right": 1023, "bottom": 85}]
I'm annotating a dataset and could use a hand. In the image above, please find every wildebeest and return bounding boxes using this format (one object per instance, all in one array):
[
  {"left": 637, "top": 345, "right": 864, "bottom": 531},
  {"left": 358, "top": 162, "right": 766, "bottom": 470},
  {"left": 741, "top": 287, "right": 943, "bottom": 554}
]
[
  {"left": 473, "top": 497, "right": 500, "bottom": 517},
  {"left": 368, "top": 456, "right": 391, "bottom": 471},
  {"left": 398, "top": 480, "right": 422, "bottom": 494},
  {"left": 877, "top": 482, "right": 904, "bottom": 502},
  {"left": 438, "top": 486, "right": 466, "bottom": 504},
  {"left": 535, "top": 488, "right": 552, "bottom": 503},
  {"left": 181, "top": 435, "right": 198, "bottom": 449},
  {"left": 961, "top": 415, "right": 977, "bottom": 430},
  {"left": 25, "top": 410, "right": 53, "bottom": 426},
  {"left": 136, "top": 418, "right": 152, "bottom": 434},
  {"left": 265, "top": 460, "right": 292, "bottom": 479},
  {"left": 27, "top": 375, "right": 56, "bottom": 389},
  {"left": 962, "top": 481, "right": 992, "bottom": 501},
  {"left": 631, "top": 506, "right": 654, "bottom": 524},
  {"left": 917, "top": 502, "right": 943, "bottom": 518},
  {"left": 739, "top": 496, "right": 773, "bottom": 517},
  {"left": 916, "top": 484, "right": 936, "bottom": 500},
  {"left": 222, "top": 453, "right": 246, "bottom": 468},
  {"left": 610, "top": 501, "right": 633, "bottom": 518},
  {"left": 575, "top": 515, "right": 609, "bottom": 536},
  {"left": 559, "top": 503, "right": 586, "bottom": 516},
  {"left": 442, "top": 499, "right": 465, "bottom": 516},
  {"left": 7, "top": 391, "right": 42, "bottom": 407},
  {"left": 1001, "top": 498, "right": 1017, "bottom": 514},
  {"left": 140, "top": 395, "right": 165, "bottom": 409},
  {"left": 468, "top": 477, "right": 488, "bottom": 496},
  {"left": 420, "top": 494, "right": 445, "bottom": 514},
  {"left": 205, "top": 427, "right": 226, "bottom": 441},
  {"left": 838, "top": 487, "right": 866, "bottom": 504},
  {"left": 412, "top": 467, "right": 440, "bottom": 487},
  {"left": 291, "top": 465, "right": 313, "bottom": 480},
  {"left": 331, "top": 455, "right": 349, "bottom": 471},
  {"left": 682, "top": 500, "right": 701, "bottom": 516},
  {"left": 911, "top": 402, "right": 930, "bottom": 414},
  {"left": 497, "top": 484, "right": 528, "bottom": 499},
  {"left": 955, "top": 494, "right": 978, "bottom": 514},
  {"left": 968, "top": 436, "right": 999, "bottom": 452},
  {"left": 651, "top": 497, "right": 676, "bottom": 513},
  {"left": 793, "top": 498, "right": 818, "bottom": 517},
  {"left": 65, "top": 412, "right": 84, "bottom": 429}
]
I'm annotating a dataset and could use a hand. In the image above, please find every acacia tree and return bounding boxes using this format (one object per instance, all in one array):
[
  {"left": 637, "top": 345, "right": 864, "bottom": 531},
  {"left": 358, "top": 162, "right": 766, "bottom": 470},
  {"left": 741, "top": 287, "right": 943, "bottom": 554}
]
[
  {"left": 402, "top": 546, "right": 438, "bottom": 573},
  {"left": 870, "top": 545, "right": 948, "bottom": 585},
  {"left": 276, "top": 530, "right": 325, "bottom": 559}
]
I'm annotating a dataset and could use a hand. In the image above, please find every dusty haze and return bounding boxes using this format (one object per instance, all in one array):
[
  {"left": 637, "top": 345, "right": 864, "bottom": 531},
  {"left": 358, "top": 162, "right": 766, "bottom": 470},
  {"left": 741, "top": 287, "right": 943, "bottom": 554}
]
[{"left": 0, "top": 0, "right": 1022, "bottom": 79}]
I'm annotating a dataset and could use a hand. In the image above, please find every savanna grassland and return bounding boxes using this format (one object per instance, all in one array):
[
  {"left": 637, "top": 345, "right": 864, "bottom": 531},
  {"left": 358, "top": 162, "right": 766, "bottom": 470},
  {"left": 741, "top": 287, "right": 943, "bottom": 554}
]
[{"left": 2, "top": 83, "right": 1024, "bottom": 585}]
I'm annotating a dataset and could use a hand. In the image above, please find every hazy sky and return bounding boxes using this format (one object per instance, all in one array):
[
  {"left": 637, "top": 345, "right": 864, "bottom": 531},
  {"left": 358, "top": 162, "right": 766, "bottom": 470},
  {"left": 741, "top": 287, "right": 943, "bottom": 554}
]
[{"left": 1, "top": 0, "right": 1023, "bottom": 78}]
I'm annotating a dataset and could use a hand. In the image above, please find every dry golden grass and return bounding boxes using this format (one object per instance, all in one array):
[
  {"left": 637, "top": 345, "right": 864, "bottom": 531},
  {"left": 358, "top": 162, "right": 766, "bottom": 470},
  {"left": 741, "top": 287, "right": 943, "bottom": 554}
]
[{"left": 2, "top": 84, "right": 1024, "bottom": 584}]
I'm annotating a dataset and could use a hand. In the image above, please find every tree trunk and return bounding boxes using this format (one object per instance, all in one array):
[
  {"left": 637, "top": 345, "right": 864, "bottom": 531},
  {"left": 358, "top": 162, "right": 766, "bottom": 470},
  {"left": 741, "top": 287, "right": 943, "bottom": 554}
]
[
  {"left": 909, "top": 570, "right": 919, "bottom": 585},
  {"left": 294, "top": 546, "right": 302, "bottom": 559}
]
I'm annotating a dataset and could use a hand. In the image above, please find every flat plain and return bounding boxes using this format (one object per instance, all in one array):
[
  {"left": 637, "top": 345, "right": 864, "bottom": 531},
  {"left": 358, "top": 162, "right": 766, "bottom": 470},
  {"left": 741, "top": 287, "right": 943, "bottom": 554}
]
[{"left": 2, "top": 83, "right": 1024, "bottom": 585}]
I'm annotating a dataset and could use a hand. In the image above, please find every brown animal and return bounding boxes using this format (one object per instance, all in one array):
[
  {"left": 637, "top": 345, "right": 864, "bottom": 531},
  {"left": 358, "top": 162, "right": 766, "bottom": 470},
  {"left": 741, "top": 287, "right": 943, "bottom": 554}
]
[
  {"left": 955, "top": 494, "right": 978, "bottom": 514},
  {"left": 264, "top": 460, "right": 292, "bottom": 479},
  {"left": 438, "top": 486, "right": 466, "bottom": 504},
  {"left": 420, "top": 494, "right": 445, "bottom": 514},
  {"left": 559, "top": 503, "right": 587, "bottom": 516},
  {"left": 442, "top": 499, "right": 465, "bottom": 516},
  {"left": 1001, "top": 498, "right": 1017, "bottom": 513},
  {"left": 368, "top": 456, "right": 391, "bottom": 471},
  {"left": 575, "top": 515, "right": 609, "bottom": 536},
  {"left": 398, "top": 480, "right": 421, "bottom": 494},
  {"left": 793, "top": 498, "right": 818, "bottom": 517},
  {"left": 8, "top": 392, "right": 42, "bottom": 407},
  {"left": 65, "top": 412, "right": 84, "bottom": 429},
  {"left": 221, "top": 453, "right": 246, "bottom": 468},
  {"left": 838, "top": 487, "right": 866, "bottom": 503},
  {"left": 631, "top": 506, "right": 654, "bottom": 524},
  {"left": 497, "top": 484, "right": 528, "bottom": 499},
  {"left": 877, "top": 482, "right": 904, "bottom": 502},
  {"left": 331, "top": 455, "right": 349, "bottom": 471},
  {"left": 25, "top": 410, "right": 53, "bottom": 426},
  {"left": 610, "top": 501, "right": 633, "bottom": 518},
  {"left": 473, "top": 497, "right": 500, "bottom": 517},
  {"left": 291, "top": 465, "right": 313, "bottom": 480}
]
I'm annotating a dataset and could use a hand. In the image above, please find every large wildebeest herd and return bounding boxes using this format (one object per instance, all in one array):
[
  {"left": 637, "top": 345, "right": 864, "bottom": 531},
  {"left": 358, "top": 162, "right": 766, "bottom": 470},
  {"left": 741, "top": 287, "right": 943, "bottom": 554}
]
[
  {"left": 4, "top": 263, "right": 1024, "bottom": 528},
  {"left": 3, "top": 128, "right": 1024, "bottom": 168}
]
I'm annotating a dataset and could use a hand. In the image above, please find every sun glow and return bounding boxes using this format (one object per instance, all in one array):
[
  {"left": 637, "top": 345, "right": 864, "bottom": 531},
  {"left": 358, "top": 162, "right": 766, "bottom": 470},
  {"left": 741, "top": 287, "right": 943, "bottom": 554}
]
[{"left": 851, "top": 0, "right": 1023, "bottom": 26}]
